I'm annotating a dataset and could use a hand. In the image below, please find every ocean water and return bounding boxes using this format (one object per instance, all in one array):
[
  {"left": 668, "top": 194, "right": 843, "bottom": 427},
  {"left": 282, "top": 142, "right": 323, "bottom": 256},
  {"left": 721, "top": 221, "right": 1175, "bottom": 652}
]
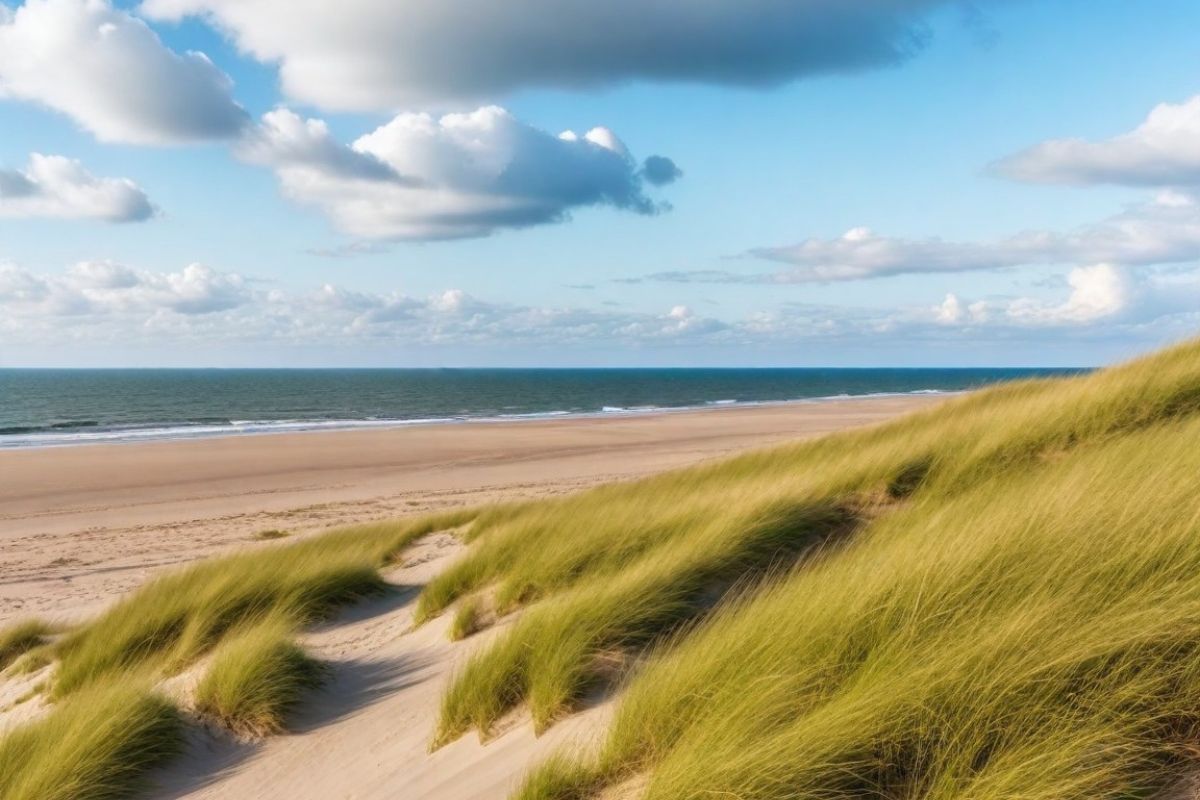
[{"left": 0, "top": 368, "right": 1084, "bottom": 449}]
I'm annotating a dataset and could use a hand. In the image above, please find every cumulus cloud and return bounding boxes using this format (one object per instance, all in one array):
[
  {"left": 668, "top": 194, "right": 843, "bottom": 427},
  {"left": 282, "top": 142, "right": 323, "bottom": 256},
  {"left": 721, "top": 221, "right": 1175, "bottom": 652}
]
[
  {"left": 240, "top": 106, "right": 676, "bottom": 240},
  {"left": 0, "top": 260, "right": 248, "bottom": 317},
  {"left": 0, "top": 0, "right": 246, "bottom": 144},
  {"left": 995, "top": 95, "right": 1200, "bottom": 187},
  {"left": 640, "top": 156, "right": 683, "bottom": 187},
  {"left": 645, "top": 194, "right": 1200, "bottom": 284},
  {"left": 0, "top": 153, "right": 154, "bottom": 221},
  {"left": 935, "top": 264, "right": 1200, "bottom": 329},
  {"left": 139, "top": 0, "right": 968, "bottom": 110}
]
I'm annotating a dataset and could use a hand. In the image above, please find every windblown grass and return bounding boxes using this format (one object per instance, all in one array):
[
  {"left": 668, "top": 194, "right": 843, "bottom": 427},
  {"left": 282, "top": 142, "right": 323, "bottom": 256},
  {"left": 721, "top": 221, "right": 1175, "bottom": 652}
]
[
  {"left": 435, "top": 499, "right": 857, "bottom": 742},
  {"left": 0, "top": 509, "right": 476, "bottom": 799},
  {"left": 0, "top": 619, "right": 54, "bottom": 672},
  {"left": 8, "top": 339, "right": 1200, "bottom": 800},
  {"left": 53, "top": 511, "right": 475, "bottom": 697},
  {"left": 0, "top": 680, "right": 181, "bottom": 800},
  {"left": 449, "top": 595, "right": 486, "bottom": 641},
  {"left": 194, "top": 616, "right": 323, "bottom": 737},
  {"left": 494, "top": 338, "right": 1200, "bottom": 800}
]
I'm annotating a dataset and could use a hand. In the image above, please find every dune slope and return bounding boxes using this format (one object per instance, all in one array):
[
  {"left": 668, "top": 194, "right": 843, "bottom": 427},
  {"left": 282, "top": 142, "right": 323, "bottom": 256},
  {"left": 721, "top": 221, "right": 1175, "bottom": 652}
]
[
  {"left": 428, "top": 339, "right": 1200, "bottom": 800},
  {"left": 5, "top": 340, "right": 1200, "bottom": 799}
]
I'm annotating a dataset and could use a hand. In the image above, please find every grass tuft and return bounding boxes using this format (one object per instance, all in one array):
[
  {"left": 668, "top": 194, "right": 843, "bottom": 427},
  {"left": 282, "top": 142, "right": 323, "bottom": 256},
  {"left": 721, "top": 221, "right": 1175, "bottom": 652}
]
[
  {"left": 51, "top": 511, "right": 476, "bottom": 697},
  {"left": 194, "top": 616, "right": 323, "bottom": 738},
  {"left": 449, "top": 595, "right": 487, "bottom": 641},
  {"left": 0, "top": 680, "right": 182, "bottom": 800},
  {"left": 0, "top": 619, "right": 54, "bottom": 672},
  {"left": 253, "top": 529, "right": 291, "bottom": 541}
]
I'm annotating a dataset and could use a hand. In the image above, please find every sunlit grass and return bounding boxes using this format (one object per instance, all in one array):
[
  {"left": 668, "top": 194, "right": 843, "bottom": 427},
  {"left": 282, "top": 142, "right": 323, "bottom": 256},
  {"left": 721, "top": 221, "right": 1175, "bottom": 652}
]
[
  {"left": 0, "top": 509, "right": 476, "bottom": 799},
  {"left": 0, "top": 679, "right": 182, "bottom": 800},
  {"left": 496, "top": 339, "right": 1200, "bottom": 799},
  {"left": 52, "top": 511, "right": 475, "bottom": 697},
  {"left": 194, "top": 615, "right": 323, "bottom": 738},
  {"left": 0, "top": 619, "right": 54, "bottom": 673}
]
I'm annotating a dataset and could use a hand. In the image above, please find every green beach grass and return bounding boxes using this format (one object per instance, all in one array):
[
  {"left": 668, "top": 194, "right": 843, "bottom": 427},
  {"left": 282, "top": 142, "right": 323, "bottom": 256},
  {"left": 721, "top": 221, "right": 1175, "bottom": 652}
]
[
  {"left": 0, "top": 680, "right": 182, "bottom": 800},
  {"left": 193, "top": 615, "right": 323, "bottom": 738},
  {"left": 0, "top": 510, "right": 475, "bottom": 797},
  {"left": 3, "top": 339, "right": 1200, "bottom": 798},
  {"left": 0, "top": 619, "right": 54, "bottom": 673}
]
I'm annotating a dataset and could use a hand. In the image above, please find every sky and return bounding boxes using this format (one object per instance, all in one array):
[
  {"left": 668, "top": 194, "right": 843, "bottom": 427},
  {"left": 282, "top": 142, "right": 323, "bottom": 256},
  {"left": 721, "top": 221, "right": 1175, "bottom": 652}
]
[{"left": 1, "top": 0, "right": 1199, "bottom": 367}]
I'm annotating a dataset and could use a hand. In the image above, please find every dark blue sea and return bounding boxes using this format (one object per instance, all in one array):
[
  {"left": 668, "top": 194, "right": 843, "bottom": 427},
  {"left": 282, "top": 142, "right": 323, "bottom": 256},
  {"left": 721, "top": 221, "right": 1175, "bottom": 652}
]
[{"left": 0, "top": 368, "right": 1085, "bottom": 448}]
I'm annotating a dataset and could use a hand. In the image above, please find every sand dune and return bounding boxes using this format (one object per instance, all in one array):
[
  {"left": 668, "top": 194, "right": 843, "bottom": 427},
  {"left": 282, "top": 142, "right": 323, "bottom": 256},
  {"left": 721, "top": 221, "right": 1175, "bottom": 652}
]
[
  {"left": 0, "top": 396, "right": 940, "bottom": 800},
  {"left": 151, "top": 532, "right": 612, "bottom": 800}
]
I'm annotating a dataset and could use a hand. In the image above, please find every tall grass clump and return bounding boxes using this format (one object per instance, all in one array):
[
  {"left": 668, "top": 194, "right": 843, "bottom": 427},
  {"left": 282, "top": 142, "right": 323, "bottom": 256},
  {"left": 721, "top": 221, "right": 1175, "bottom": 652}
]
[
  {"left": 0, "top": 619, "right": 54, "bottom": 672},
  {"left": 194, "top": 615, "right": 323, "bottom": 737},
  {"left": 0, "top": 680, "right": 182, "bottom": 800},
  {"left": 449, "top": 595, "right": 486, "bottom": 641}
]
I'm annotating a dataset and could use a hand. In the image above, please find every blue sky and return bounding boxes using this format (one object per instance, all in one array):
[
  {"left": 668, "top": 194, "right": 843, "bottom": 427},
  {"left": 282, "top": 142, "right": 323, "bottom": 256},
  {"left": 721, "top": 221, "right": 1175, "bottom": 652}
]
[{"left": 2, "top": 0, "right": 1200, "bottom": 367}]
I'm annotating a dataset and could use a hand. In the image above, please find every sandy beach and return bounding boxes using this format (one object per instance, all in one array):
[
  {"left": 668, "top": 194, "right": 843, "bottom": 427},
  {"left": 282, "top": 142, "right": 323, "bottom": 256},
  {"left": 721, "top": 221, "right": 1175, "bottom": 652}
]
[
  {"left": 0, "top": 393, "right": 944, "bottom": 799},
  {"left": 0, "top": 395, "right": 939, "bottom": 626}
]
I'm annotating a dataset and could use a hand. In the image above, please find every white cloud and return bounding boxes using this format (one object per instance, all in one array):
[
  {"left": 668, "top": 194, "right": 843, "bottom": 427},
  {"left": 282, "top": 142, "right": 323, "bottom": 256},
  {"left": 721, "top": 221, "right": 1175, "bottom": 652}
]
[
  {"left": 240, "top": 106, "right": 678, "bottom": 240},
  {"left": 0, "top": 261, "right": 742, "bottom": 348},
  {"left": 995, "top": 95, "right": 1200, "bottom": 187},
  {"left": 0, "top": 153, "right": 154, "bottom": 221},
  {"left": 933, "top": 264, "right": 1200, "bottom": 329},
  {"left": 140, "top": 0, "right": 964, "bottom": 110},
  {"left": 642, "top": 193, "right": 1200, "bottom": 283},
  {"left": 0, "top": 0, "right": 246, "bottom": 144},
  {"left": 0, "top": 260, "right": 248, "bottom": 317},
  {"left": 1007, "top": 264, "right": 1132, "bottom": 324}
]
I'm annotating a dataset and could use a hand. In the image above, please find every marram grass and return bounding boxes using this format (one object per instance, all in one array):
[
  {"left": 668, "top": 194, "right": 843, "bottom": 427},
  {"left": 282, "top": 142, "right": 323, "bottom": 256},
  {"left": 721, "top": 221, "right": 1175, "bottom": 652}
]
[
  {"left": 52, "top": 510, "right": 475, "bottom": 697},
  {"left": 0, "top": 509, "right": 476, "bottom": 799},
  {"left": 449, "top": 595, "right": 486, "bottom": 641},
  {"left": 194, "top": 615, "right": 323, "bottom": 738},
  {"left": 386, "top": 338, "right": 1200, "bottom": 800},
  {"left": 0, "top": 619, "right": 54, "bottom": 672},
  {"left": 0, "top": 680, "right": 182, "bottom": 800}
]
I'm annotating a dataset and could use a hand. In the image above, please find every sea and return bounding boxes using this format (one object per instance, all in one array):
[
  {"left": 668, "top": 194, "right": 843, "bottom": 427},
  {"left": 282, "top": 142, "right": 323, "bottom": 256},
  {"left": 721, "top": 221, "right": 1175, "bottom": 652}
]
[{"left": 0, "top": 368, "right": 1085, "bottom": 449}]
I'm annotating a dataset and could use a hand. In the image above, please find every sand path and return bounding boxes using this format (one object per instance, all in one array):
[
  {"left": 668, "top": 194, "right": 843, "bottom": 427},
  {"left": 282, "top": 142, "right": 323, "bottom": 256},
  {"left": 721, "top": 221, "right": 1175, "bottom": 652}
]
[{"left": 151, "top": 532, "right": 610, "bottom": 800}]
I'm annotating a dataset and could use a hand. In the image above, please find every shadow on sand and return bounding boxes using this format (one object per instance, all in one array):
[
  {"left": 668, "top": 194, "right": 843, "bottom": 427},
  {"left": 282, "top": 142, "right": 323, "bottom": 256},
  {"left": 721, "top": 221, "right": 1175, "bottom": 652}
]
[{"left": 149, "top": 582, "right": 438, "bottom": 798}]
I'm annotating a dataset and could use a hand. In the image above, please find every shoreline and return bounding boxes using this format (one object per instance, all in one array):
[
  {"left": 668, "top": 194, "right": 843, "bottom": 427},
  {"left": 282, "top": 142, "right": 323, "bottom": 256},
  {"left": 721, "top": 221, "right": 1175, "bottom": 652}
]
[
  {"left": 0, "top": 389, "right": 956, "bottom": 451},
  {"left": 0, "top": 394, "right": 944, "bottom": 625}
]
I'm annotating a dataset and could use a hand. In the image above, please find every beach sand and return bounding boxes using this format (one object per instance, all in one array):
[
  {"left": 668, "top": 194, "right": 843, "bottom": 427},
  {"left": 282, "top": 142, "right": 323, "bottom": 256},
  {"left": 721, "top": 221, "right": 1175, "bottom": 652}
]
[
  {"left": 0, "top": 395, "right": 940, "bottom": 626},
  {"left": 0, "top": 394, "right": 943, "bottom": 799}
]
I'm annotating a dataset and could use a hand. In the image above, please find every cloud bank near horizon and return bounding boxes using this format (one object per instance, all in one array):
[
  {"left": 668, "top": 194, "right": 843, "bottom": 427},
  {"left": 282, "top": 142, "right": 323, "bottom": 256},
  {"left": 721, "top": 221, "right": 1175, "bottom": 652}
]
[
  {"left": 4, "top": 258, "right": 1196, "bottom": 357},
  {"left": 630, "top": 191, "right": 1200, "bottom": 284}
]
